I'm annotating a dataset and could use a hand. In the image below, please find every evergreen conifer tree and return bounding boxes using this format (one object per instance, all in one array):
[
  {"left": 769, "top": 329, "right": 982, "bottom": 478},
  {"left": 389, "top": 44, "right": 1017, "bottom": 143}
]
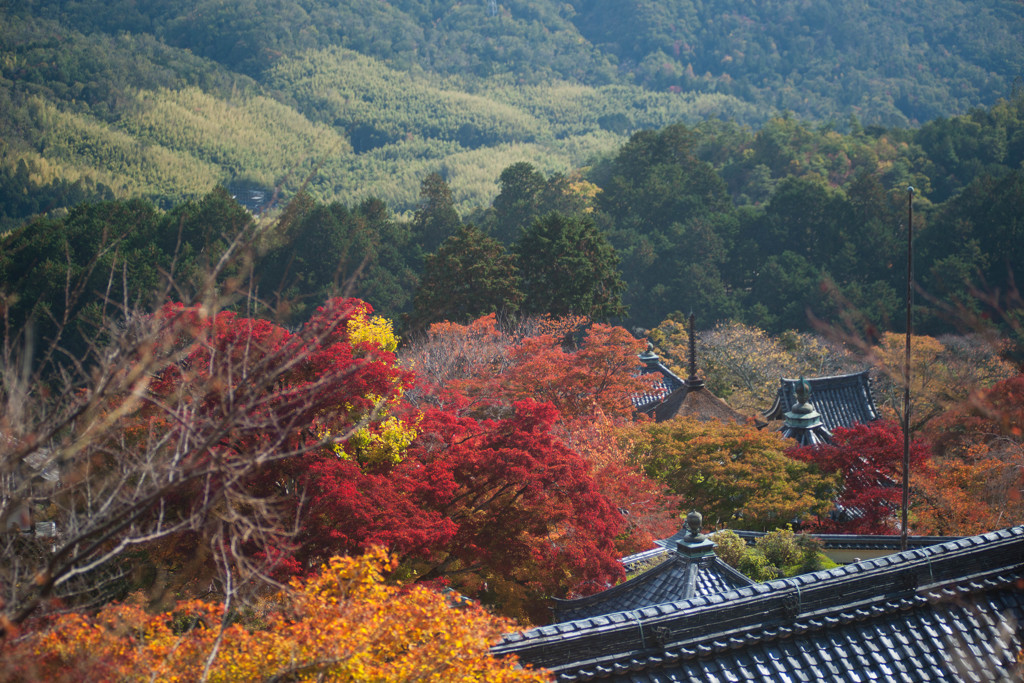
[{"left": 516, "top": 212, "right": 627, "bottom": 321}]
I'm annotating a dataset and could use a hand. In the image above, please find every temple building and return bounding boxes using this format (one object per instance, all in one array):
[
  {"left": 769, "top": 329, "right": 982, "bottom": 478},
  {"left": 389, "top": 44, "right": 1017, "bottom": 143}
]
[
  {"left": 495, "top": 526, "right": 1024, "bottom": 682},
  {"left": 635, "top": 315, "right": 745, "bottom": 424},
  {"left": 551, "top": 512, "right": 753, "bottom": 623},
  {"left": 763, "top": 370, "right": 879, "bottom": 433}
]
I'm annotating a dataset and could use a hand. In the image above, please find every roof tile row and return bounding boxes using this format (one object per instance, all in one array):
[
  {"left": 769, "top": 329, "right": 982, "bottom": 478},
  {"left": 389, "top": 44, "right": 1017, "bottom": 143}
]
[{"left": 497, "top": 527, "right": 1024, "bottom": 682}]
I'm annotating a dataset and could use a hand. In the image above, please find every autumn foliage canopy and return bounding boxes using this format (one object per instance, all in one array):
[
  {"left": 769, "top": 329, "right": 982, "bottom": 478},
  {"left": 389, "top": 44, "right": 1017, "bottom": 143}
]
[
  {"left": 131, "top": 303, "right": 635, "bottom": 624},
  {"left": 632, "top": 417, "right": 838, "bottom": 530},
  {"left": 1, "top": 548, "right": 549, "bottom": 683},
  {"left": 11, "top": 289, "right": 1018, "bottom": 680},
  {"left": 915, "top": 373, "right": 1024, "bottom": 535}
]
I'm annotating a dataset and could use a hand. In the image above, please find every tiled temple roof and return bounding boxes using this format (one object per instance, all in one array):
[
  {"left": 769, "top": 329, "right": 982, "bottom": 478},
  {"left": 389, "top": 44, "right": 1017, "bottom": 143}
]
[
  {"left": 633, "top": 317, "right": 743, "bottom": 424},
  {"left": 633, "top": 352, "right": 684, "bottom": 414},
  {"left": 495, "top": 527, "right": 1024, "bottom": 682},
  {"left": 553, "top": 532, "right": 753, "bottom": 623},
  {"left": 763, "top": 371, "right": 879, "bottom": 432}
]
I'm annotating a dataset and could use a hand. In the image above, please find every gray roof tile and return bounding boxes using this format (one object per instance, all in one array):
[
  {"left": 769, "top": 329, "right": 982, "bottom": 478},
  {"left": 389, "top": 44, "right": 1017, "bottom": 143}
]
[
  {"left": 633, "top": 359, "right": 685, "bottom": 413},
  {"left": 763, "top": 371, "right": 879, "bottom": 432}
]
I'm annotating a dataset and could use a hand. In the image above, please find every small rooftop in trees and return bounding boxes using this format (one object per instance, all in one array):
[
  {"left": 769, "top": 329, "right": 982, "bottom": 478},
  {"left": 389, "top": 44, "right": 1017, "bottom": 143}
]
[
  {"left": 635, "top": 315, "right": 745, "bottom": 423},
  {"left": 634, "top": 347, "right": 684, "bottom": 414},
  {"left": 551, "top": 512, "right": 753, "bottom": 623},
  {"left": 763, "top": 370, "right": 879, "bottom": 432},
  {"left": 777, "top": 376, "right": 833, "bottom": 446},
  {"left": 495, "top": 526, "right": 1024, "bottom": 682}
]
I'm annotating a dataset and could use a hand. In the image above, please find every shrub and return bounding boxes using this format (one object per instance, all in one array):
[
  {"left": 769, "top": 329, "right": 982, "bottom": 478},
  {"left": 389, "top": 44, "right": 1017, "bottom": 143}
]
[
  {"left": 754, "top": 527, "right": 802, "bottom": 569},
  {"left": 711, "top": 530, "right": 748, "bottom": 569},
  {"left": 738, "top": 552, "right": 779, "bottom": 582}
]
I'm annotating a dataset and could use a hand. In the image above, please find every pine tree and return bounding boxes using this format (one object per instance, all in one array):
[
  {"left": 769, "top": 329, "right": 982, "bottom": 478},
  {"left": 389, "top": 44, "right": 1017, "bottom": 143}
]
[
  {"left": 516, "top": 212, "right": 627, "bottom": 321},
  {"left": 492, "top": 162, "right": 546, "bottom": 244},
  {"left": 412, "top": 224, "right": 523, "bottom": 328},
  {"left": 412, "top": 172, "right": 462, "bottom": 253}
]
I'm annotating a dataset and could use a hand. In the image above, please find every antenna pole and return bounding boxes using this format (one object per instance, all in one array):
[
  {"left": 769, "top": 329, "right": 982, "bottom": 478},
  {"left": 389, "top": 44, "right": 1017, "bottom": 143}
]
[{"left": 901, "top": 186, "right": 914, "bottom": 552}]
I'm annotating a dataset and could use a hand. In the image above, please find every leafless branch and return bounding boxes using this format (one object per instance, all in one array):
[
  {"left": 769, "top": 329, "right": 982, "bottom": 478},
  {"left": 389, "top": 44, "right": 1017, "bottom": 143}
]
[{"left": 0, "top": 219, "right": 380, "bottom": 639}]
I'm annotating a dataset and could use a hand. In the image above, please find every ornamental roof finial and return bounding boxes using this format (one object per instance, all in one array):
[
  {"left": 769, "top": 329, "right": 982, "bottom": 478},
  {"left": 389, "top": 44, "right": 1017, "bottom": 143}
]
[
  {"left": 795, "top": 375, "right": 811, "bottom": 407},
  {"left": 684, "top": 510, "right": 706, "bottom": 543},
  {"left": 782, "top": 376, "right": 832, "bottom": 445}
]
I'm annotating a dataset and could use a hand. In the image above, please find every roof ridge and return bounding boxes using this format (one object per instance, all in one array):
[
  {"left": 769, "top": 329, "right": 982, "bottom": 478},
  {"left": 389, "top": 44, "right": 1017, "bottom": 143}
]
[{"left": 777, "top": 370, "right": 871, "bottom": 383}]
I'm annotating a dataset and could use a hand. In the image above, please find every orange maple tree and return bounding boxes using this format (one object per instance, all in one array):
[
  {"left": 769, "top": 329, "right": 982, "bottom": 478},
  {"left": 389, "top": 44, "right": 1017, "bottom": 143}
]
[
  {"left": 914, "top": 373, "right": 1024, "bottom": 535},
  {"left": 403, "top": 314, "right": 657, "bottom": 420},
  {"left": 498, "top": 323, "right": 658, "bottom": 420},
  {"left": 1, "top": 548, "right": 550, "bottom": 683}
]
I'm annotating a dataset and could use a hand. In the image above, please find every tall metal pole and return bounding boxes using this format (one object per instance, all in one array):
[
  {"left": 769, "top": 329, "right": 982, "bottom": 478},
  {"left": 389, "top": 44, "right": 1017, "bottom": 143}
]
[{"left": 901, "top": 186, "right": 914, "bottom": 552}]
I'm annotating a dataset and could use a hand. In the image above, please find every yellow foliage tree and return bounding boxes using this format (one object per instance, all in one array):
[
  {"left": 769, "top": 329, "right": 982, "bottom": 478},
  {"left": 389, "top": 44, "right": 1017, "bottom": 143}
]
[
  {"left": 699, "top": 321, "right": 828, "bottom": 415},
  {"left": 2, "top": 548, "right": 549, "bottom": 683},
  {"left": 646, "top": 317, "right": 691, "bottom": 379},
  {"left": 630, "top": 417, "right": 838, "bottom": 530},
  {"left": 870, "top": 332, "right": 1016, "bottom": 431},
  {"left": 347, "top": 304, "right": 400, "bottom": 353}
]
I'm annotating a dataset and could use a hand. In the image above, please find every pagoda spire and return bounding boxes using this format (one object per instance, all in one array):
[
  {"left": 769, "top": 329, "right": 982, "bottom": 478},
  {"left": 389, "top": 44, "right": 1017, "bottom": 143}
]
[{"left": 686, "top": 313, "right": 704, "bottom": 388}]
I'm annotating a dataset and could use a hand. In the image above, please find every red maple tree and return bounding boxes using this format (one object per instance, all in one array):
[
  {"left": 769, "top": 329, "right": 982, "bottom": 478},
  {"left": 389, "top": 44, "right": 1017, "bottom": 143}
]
[
  {"left": 276, "top": 398, "right": 626, "bottom": 624},
  {"left": 12, "top": 303, "right": 637, "bottom": 628},
  {"left": 142, "top": 305, "right": 628, "bottom": 623},
  {"left": 787, "top": 420, "right": 931, "bottom": 534},
  {"left": 123, "top": 298, "right": 415, "bottom": 581}
]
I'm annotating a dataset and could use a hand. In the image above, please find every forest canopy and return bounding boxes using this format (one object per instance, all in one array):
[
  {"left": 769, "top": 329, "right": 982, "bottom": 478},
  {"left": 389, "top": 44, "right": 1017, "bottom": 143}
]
[{"left": 1, "top": 0, "right": 1023, "bottom": 222}]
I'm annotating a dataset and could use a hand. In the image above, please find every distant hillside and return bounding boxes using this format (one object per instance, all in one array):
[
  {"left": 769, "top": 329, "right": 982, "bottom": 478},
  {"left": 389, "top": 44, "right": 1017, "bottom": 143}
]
[
  {"left": 571, "top": 0, "right": 1024, "bottom": 127},
  {"left": 17, "top": 0, "right": 1020, "bottom": 122},
  {"left": 1, "top": 0, "right": 1022, "bottom": 223}
]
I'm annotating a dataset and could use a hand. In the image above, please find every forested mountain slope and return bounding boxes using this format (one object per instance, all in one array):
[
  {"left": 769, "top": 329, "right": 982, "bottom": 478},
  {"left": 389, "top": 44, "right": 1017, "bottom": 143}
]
[
  {"left": 6, "top": 95, "right": 1023, "bottom": 342},
  {"left": 1, "top": 0, "right": 1022, "bottom": 224},
  {"left": 16, "top": 0, "right": 1021, "bottom": 125},
  {"left": 572, "top": 0, "right": 1023, "bottom": 127}
]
